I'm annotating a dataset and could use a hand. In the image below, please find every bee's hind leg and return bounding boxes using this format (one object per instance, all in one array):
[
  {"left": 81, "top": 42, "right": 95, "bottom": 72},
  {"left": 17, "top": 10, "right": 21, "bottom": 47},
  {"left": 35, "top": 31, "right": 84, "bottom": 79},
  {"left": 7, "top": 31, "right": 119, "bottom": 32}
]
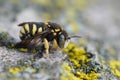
[
  {"left": 43, "top": 38, "right": 50, "bottom": 58},
  {"left": 33, "top": 38, "right": 50, "bottom": 59}
]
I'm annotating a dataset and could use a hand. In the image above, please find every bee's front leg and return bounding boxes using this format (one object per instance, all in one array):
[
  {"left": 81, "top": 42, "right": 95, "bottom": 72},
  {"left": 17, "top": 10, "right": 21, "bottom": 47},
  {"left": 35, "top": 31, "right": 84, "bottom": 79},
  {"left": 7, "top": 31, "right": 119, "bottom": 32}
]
[
  {"left": 52, "top": 39, "right": 59, "bottom": 50},
  {"left": 43, "top": 38, "right": 50, "bottom": 58}
]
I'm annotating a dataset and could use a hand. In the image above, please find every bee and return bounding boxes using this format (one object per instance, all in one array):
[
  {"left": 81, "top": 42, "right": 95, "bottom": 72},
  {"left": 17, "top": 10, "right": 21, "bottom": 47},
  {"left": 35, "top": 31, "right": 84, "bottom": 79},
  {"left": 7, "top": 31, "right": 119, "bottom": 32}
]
[{"left": 15, "top": 22, "right": 81, "bottom": 58}]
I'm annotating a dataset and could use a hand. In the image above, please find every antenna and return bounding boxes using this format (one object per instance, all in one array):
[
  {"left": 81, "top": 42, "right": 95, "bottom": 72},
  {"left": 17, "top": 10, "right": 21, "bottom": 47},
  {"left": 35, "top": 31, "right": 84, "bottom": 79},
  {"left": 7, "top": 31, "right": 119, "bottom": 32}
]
[{"left": 69, "top": 35, "right": 82, "bottom": 39}]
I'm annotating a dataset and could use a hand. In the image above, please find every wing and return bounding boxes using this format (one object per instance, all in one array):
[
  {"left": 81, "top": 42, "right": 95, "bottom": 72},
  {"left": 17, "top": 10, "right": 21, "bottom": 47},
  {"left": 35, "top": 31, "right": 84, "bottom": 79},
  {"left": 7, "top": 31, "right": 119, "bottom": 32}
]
[
  {"left": 27, "top": 36, "right": 42, "bottom": 50},
  {"left": 15, "top": 38, "right": 32, "bottom": 48},
  {"left": 27, "top": 29, "right": 51, "bottom": 50},
  {"left": 15, "top": 28, "right": 51, "bottom": 50}
]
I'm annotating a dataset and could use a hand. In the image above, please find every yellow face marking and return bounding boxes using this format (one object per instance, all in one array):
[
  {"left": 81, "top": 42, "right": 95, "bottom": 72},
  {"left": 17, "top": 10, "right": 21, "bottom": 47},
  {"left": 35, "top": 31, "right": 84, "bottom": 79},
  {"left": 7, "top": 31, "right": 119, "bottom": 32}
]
[
  {"left": 38, "top": 27, "right": 42, "bottom": 32},
  {"left": 24, "top": 24, "right": 29, "bottom": 32},
  {"left": 55, "top": 29, "right": 60, "bottom": 32},
  {"left": 20, "top": 27, "right": 25, "bottom": 34},
  {"left": 32, "top": 24, "right": 37, "bottom": 35}
]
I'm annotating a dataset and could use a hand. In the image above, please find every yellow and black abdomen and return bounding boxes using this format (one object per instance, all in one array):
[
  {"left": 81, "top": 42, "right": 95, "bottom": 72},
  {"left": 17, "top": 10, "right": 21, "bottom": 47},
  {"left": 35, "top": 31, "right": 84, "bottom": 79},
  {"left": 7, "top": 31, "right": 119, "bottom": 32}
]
[{"left": 18, "top": 22, "right": 46, "bottom": 40}]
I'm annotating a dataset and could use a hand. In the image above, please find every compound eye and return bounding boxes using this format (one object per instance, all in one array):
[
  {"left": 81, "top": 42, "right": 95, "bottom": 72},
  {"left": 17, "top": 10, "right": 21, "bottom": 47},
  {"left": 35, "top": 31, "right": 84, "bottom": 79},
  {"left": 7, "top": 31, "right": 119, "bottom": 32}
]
[{"left": 57, "top": 34, "right": 65, "bottom": 48}]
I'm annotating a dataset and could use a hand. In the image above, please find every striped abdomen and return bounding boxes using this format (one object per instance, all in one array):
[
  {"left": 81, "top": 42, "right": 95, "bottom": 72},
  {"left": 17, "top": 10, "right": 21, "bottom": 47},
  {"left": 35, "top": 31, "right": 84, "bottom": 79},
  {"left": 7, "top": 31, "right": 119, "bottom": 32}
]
[{"left": 19, "top": 22, "right": 47, "bottom": 40}]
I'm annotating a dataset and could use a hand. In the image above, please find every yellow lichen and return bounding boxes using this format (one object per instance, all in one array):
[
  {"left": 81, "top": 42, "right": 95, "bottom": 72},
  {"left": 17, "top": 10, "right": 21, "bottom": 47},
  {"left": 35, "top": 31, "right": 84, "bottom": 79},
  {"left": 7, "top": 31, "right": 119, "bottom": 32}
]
[
  {"left": 60, "top": 63, "right": 79, "bottom": 80},
  {"left": 9, "top": 66, "right": 36, "bottom": 74},
  {"left": 62, "top": 43, "right": 101, "bottom": 80},
  {"left": 63, "top": 43, "right": 90, "bottom": 68},
  {"left": 109, "top": 60, "right": 120, "bottom": 78},
  {"left": 9, "top": 67, "right": 21, "bottom": 74},
  {"left": 61, "top": 62, "right": 100, "bottom": 80},
  {"left": 76, "top": 71, "right": 100, "bottom": 80}
]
